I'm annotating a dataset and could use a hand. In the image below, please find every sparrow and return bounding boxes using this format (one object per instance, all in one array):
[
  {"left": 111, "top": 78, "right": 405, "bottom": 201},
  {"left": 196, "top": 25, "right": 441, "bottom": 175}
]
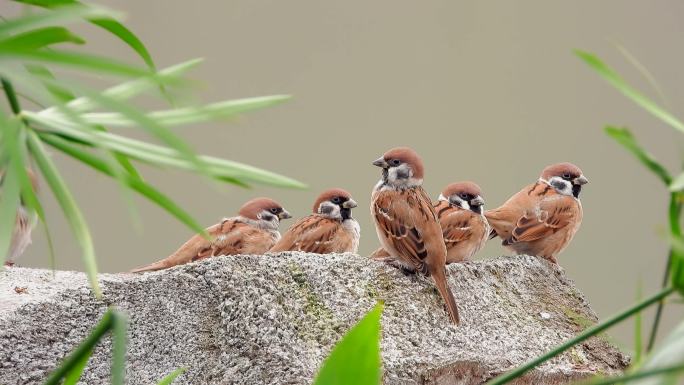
[
  {"left": 4, "top": 169, "right": 38, "bottom": 267},
  {"left": 130, "top": 197, "right": 291, "bottom": 273},
  {"left": 485, "top": 162, "right": 588, "bottom": 264},
  {"left": 370, "top": 147, "right": 460, "bottom": 325},
  {"left": 269, "top": 188, "right": 360, "bottom": 254},
  {"left": 371, "top": 182, "right": 490, "bottom": 264}
]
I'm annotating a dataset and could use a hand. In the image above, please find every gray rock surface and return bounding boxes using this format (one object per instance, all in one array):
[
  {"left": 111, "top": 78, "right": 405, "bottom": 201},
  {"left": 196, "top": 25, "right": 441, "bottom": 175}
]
[{"left": 0, "top": 254, "right": 628, "bottom": 385}]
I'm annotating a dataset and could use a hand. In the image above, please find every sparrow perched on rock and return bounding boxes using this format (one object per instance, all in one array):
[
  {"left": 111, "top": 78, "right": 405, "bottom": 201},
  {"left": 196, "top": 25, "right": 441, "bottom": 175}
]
[
  {"left": 370, "top": 147, "right": 460, "bottom": 325},
  {"left": 434, "top": 182, "right": 490, "bottom": 263},
  {"left": 485, "top": 163, "right": 588, "bottom": 264},
  {"left": 370, "top": 181, "right": 489, "bottom": 264},
  {"left": 131, "top": 198, "right": 291, "bottom": 273},
  {"left": 269, "top": 188, "right": 360, "bottom": 254},
  {"left": 4, "top": 169, "right": 38, "bottom": 267}
]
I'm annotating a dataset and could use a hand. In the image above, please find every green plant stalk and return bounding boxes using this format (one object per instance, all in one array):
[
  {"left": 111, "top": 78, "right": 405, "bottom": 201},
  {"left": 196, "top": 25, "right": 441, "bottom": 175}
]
[
  {"left": 43, "top": 310, "right": 115, "bottom": 385},
  {"left": 486, "top": 286, "right": 676, "bottom": 385},
  {"left": 647, "top": 193, "right": 682, "bottom": 351}
]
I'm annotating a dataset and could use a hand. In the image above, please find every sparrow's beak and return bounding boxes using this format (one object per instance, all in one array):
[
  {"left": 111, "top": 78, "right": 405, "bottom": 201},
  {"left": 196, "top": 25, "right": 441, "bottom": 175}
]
[
  {"left": 278, "top": 210, "right": 292, "bottom": 220},
  {"left": 372, "top": 157, "right": 389, "bottom": 168},
  {"left": 470, "top": 196, "right": 485, "bottom": 207},
  {"left": 574, "top": 175, "right": 589, "bottom": 185},
  {"left": 342, "top": 199, "right": 358, "bottom": 209}
]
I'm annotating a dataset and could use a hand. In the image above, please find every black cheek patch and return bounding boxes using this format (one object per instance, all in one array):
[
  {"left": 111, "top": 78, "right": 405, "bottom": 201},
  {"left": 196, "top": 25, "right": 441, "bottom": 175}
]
[
  {"left": 396, "top": 168, "right": 410, "bottom": 179},
  {"left": 551, "top": 180, "right": 567, "bottom": 191},
  {"left": 261, "top": 213, "right": 276, "bottom": 221},
  {"left": 320, "top": 205, "right": 335, "bottom": 215}
]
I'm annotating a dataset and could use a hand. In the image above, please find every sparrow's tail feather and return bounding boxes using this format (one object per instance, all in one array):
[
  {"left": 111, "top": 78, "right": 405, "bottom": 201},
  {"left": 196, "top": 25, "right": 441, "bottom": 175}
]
[
  {"left": 369, "top": 247, "right": 391, "bottom": 260},
  {"left": 129, "top": 235, "right": 205, "bottom": 273},
  {"left": 432, "top": 268, "right": 460, "bottom": 325}
]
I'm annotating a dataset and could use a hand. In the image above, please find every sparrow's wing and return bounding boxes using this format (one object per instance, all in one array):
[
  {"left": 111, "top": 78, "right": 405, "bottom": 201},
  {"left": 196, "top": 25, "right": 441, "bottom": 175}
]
[
  {"left": 485, "top": 182, "right": 543, "bottom": 239},
  {"left": 372, "top": 188, "right": 441, "bottom": 273},
  {"left": 270, "top": 215, "right": 342, "bottom": 253},
  {"left": 506, "top": 195, "right": 579, "bottom": 245},
  {"left": 207, "top": 222, "right": 272, "bottom": 257},
  {"left": 439, "top": 207, "right": 476, "bottom": 246}
]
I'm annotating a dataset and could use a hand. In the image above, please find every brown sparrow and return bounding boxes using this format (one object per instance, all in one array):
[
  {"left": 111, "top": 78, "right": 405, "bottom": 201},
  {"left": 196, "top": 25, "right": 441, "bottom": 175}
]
[
  {"left": 434, "top": 182, "right": 490, "bottom": 263},
  {"left": 485, "top": 162, "right": 588, "bottom": 264},
  {"left": 131, "top": 197, "right": 291, "bottom": 273},
  {"left": 269, "top": 188, "right": 360, "bottom": 254},
  {"left": 4, "top": 169, "right": 38, "bottom": 267},
  {"left": 370, "top": 147, "right": 460, "bottom": 325}
]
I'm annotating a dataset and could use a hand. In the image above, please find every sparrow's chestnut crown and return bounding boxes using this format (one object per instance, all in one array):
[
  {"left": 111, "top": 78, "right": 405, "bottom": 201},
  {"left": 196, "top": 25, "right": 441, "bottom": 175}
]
[{"left": 239, "top": 197, "right": 290, "bottom": 220}]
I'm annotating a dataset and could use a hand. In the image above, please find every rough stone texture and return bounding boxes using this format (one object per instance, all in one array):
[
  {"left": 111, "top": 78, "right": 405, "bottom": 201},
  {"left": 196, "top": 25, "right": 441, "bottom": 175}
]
[{"left": 0, "top": 254, "right": 628, "bottom": 385}]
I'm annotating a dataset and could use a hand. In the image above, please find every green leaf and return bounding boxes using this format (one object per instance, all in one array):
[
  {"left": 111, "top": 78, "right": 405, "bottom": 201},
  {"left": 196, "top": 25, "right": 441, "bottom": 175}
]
[
  {"left": 0, "top": 26, "right": 85, "bottom": 50},
  {"left": 0, "top": 120, "right": 23, "bottom": 265},
  {"left": 155, "top": 368, "right": 187, "bottom": 385},
  {"left": 669, "top": 174, "right": 684, "bottom": 192},
  {"left": 70, "top": 95, "right": 292, "bottom": 127},
  {"left": 24, "top": 111, "right": 307, "bottom": 188},
  {"left": 313, "top": 302, "right": 383, "bottom": 385},
  {"left": 43, "top": 309, "right": 116, "bottom": 385},
  {"left": 111, "top": 311, "right": 128, "bottom": 385},
  {"left": 25, "top": 64, "right": 76, "bottom": 103},
  {"left": 604, "top": 126, "right": 671, "bottom": 186},
  {"left": 61, "top": 347, "right": 93, "bottom": 385},
  {"left": 39, "top": 132, "right": 207, "bottom": 235},
  {"left": 629, "top": 318, "right": 684, "bottom": 385},
  {"left": 26, "top": 129, "right": 101, "bottom": 296},
  {"left": 46, "top": 58, "right": 203, "bottom": 114},
  {"left": 14, "top": 0, "right": 156, "bottom": 69},
  {"left": 0, "top": 48, "right": 152, "bottom": 78},
  {"left": 0, "top": 4, "right": 118, "bottom": 37},
  {"left": 576, "top": 50, "right": 684, "bottom": 134}
]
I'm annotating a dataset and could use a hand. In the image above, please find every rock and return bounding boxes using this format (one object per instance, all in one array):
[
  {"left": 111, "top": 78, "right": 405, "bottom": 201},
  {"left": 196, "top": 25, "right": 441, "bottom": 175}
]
[{"left": 0, "top": 254, "right": 628, "bottom": 385}]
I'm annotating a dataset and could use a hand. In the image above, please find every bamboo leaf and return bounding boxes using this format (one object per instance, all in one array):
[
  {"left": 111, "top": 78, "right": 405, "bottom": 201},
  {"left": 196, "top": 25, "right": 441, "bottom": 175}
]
[
  {"left": 26, "top": 129, "right": 101, "bottom": 296},
  {"left": 155, "top": 368, "right": 187, "bottom": 385},
  {"left": 40, "top": 58, "right": 203, "bottom": 114},
  {"left": 0, "top": 26, "right": 85, "bottom": 49},
  {"left": 15, "top": 0, "right": 156, "bottom": 69},
  {"left": 71, "top": 95, "right": 292, "bottom": 127},
  {"left": 669, "top": 174, "right": 684, "bottom": 192},
  {"left": 313, "top": 303, "right": 383, "bottom": 385},
  {"left": 0, "top": 122, "right": 23, "bottom": 265},
  {"left": 0, "top": 4, "right": 118, "bottom": 37},
  {"left": 604, "top": 126, "right": 671, "bottom": 186},
  {"left": 0, "top": 48, "right": 152, "bottom": 78},
  {"left": 39, "top": 132, "right": 207, "bottom": 235},
  {"left": 61, "top": 347, "right": 93, "bottom": 385},
  {"left": 628, "top": 319, "right": 684, "bottom": 385},
  {"left": 43, "top": 309, "right": 115, "bottom": 385},
  {"left": 111, "top": 311, "right": 128, "bottom": 385},
  {"left": 576, "top": 50, "right": 684, "bottom": 134},
  {"left": 24, "top": 111, "right": 307, "bottom": 188}
]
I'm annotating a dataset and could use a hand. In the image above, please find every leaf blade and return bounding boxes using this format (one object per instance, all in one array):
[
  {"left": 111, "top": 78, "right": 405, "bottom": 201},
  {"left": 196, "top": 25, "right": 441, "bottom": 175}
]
[
  {"left": 604, "top": 126, "right": 671, "bottom": 186},
  {"left": 576, "top": 50, "right": 684, "bottom": 133},
  {"left": 313, "top": 303, "right": 383, "bottom": 385}
]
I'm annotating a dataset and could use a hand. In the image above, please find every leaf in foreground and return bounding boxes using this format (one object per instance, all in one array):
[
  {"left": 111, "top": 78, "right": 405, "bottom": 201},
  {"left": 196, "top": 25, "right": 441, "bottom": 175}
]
[
  {"left": 604, "top": 126, "right": 671, "bottom": 186},
  {"left": 313, "top": 302, "right": 383, "bottom": 385}
]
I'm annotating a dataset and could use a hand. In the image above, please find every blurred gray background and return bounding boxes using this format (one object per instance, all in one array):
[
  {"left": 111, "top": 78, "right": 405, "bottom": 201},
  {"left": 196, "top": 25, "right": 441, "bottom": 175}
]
[{"left": 6, "top": 1, "right": 684, "bottom": 352}]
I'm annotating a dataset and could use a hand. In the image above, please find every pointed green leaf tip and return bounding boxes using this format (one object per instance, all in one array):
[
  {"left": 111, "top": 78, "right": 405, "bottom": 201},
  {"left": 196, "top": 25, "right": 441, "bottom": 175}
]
[
  {"left": 603, "top": 126, "right": 672, "bottom": 186},
  {"left": 313, "top": 302, "right": 383, "bottom": 385},
  {"left": 575, "top": 49, "right": 684, "bottom": 134}
]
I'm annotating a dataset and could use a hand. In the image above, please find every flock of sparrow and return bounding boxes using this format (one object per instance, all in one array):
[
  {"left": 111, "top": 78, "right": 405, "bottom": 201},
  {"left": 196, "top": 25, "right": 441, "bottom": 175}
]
[{"left": 5, "top": 147, "right": 588, "bottom": 325}]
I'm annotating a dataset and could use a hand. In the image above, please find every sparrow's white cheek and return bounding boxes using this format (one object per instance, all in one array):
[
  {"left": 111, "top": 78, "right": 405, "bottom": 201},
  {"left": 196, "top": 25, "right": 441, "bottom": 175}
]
[{"left": 318, "top": 202, "right": 342, "bottom": 219}]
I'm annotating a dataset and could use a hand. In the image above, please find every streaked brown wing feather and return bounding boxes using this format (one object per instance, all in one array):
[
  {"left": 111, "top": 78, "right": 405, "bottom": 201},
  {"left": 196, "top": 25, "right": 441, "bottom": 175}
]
[
  {"left": 506, "top": 194, "right": 579, "bottom": 245},
  {"left": 372, "top": 188, "right": 441, "bottom": 273},
  {"left": 270, "top": 215, "right": 342, "bottom": 253},
  {"left": 437, "top": 204, "right": 475, "bottom": 245}
]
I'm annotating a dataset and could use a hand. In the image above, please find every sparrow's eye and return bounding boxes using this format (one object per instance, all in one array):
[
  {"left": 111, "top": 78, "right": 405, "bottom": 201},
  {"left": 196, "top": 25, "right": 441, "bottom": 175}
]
[
  {"left": 331, "top": 197, "right": 341, "bottom": 204},
  {"left": 459, "top": 193, "right": 469, "bottom": 199},
  {"left": 270, "top": 208, "right": 279, "bottom": 213},
  {"left": 390, "top": 159, "right": 401, "bottom": 167},
  {"left": 562, "top": 173, "right": 572, "bottom": 180}
]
